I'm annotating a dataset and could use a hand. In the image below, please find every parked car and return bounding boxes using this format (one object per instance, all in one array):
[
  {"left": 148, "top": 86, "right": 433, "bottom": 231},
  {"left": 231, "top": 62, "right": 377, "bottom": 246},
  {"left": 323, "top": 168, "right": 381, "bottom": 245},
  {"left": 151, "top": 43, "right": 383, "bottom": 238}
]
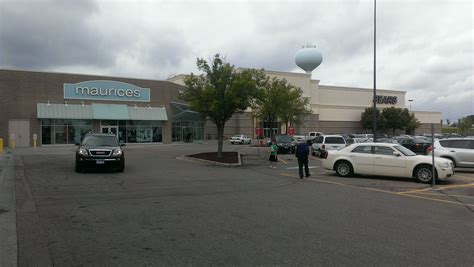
[
  {"left": 350, "top": 133, "right": 374, "bottom": 139},
  {"left": 274, "top": 134, "right": 296, "bottom": 154},
  {"left": 427, "top": 138, "right": 474, "bottom": 168},
  {"left": 292, "top": 135, "right": 306, "bottom": 144},
  {"left": 398, "top": 137, "right": 432, "bottom": 155},
  {"left": 311, "top": 135, "right": 346, "bottom": 157},
  {"left": 376, "top": 138, "right": 399, "bottom": 144},
  {"left": 322, "top": 143, "right": 454, "bottom": 183},
  {"left": 306, "top": 131, "right": 323, "bottom": 141},
  {"left": 346, "top": 137, "right": 370, "bottom": 146},
  {"left": 230, "top": 135, "right": 252, "bottom": 145},
  {"left": 75, "top": 133, "right": 125, "bottom": 172}
]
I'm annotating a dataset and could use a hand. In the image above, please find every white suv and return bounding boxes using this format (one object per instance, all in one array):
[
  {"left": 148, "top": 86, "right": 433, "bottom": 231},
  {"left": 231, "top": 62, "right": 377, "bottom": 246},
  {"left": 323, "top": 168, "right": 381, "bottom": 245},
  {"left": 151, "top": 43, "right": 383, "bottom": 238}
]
[
  {"left": 428, "top": 138, "right": 474, "bottom": 169},
  {"left": 311, "top": 135, "right": 346, "bottom": 157},
  {"left": 230, "top": 135, "right": 252, "bottom": 145}
]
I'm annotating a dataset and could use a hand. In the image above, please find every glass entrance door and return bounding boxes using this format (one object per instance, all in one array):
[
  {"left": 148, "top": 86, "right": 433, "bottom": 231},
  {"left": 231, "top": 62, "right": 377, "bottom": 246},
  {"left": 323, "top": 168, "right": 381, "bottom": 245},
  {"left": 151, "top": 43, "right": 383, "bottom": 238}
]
[{"left": 101, "top": 126, "right": 118, "bottom": 136}]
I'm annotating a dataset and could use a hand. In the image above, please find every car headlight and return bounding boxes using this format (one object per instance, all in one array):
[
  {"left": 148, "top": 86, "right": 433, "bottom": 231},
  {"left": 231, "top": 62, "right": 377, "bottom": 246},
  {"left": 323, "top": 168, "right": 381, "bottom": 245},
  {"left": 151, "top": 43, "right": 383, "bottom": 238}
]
[
  {"left": 441, "top": 162, "right": 450, "bottom": 168},
  {"left": 112, "top": 149, "right": 123, "bottom": 156},
  {"left": 78, "top": 148, "right": 88, "bottom": 156}
]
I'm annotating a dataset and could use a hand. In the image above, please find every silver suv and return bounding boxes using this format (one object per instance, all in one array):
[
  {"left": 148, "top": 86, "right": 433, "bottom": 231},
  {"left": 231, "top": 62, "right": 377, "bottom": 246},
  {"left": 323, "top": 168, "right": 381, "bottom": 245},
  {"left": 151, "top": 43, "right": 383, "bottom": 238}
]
[
  {"left": 428, "top": 138, "right": 474, "bottom": 168},
  {"left": 311, "top": 135, "right": 346, "bottom": 157}
]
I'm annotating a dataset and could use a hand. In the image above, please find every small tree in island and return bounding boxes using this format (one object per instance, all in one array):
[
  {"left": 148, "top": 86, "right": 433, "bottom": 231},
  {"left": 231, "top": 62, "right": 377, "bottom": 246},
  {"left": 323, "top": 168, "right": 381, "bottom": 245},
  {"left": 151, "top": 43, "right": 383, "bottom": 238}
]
[
  {"left": 252, "top": 76, "right": 311, "bottom": 137},
  {"left": 180, "top": 54, "right": 259, "bottom": 158}
]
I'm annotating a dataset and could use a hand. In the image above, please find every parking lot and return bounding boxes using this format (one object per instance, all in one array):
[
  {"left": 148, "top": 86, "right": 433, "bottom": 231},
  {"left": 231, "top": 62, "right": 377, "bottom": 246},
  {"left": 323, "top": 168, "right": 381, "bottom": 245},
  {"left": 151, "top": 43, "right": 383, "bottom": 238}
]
[{"left": 4, "top": 142, "right": 474, "bottom": 266}]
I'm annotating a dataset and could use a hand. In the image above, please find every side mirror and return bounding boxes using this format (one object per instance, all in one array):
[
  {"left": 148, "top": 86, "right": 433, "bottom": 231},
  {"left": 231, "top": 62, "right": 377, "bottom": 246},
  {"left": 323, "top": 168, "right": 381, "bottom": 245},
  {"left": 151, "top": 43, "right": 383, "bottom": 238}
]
[
  {"left": 75, "top": 142, "right": 80, "bottom": 146},
  {"left": 393, "top": 151, "right": 401, "bottom": 156},
  {"left": 120, "top": 143, "right": 126, "bottom": 147}
]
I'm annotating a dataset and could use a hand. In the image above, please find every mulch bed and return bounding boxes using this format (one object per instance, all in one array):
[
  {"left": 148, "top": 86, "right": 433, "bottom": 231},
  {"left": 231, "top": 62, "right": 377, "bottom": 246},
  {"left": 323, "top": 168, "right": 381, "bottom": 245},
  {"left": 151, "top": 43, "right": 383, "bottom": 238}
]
[{"left": 187, "top": 152, "right": 239, "bottom": 164}]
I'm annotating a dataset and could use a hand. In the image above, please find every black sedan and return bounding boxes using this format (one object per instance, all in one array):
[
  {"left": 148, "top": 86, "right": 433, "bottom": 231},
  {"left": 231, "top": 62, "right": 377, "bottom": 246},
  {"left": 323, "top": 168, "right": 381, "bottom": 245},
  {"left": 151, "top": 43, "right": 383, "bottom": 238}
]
[
  {"left": 75, "top": 133, "right": 125, "bottom": 172},
  {"left": 274, "top": 134, "right": 296, "bottom": 154},
  {"left": 398, "top": 137, "right": 432, "bottom": 155}
]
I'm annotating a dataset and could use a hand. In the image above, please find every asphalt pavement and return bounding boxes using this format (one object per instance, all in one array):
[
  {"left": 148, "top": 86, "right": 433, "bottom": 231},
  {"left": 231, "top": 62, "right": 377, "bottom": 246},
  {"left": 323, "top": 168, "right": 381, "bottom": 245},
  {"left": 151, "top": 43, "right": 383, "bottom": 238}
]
[{"left": 4, "top": 142, "right": 474, "bottom": 266}]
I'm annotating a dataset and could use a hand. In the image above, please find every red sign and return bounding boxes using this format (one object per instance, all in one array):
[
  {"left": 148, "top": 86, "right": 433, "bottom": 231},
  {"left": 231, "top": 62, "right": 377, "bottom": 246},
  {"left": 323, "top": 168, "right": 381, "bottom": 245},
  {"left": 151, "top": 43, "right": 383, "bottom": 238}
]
[
  {"left": 255, "top": 127, "right": 261, "bottom": 136},
  {"left": 288, "top": 127, "right": 295, "bottom": 135}
]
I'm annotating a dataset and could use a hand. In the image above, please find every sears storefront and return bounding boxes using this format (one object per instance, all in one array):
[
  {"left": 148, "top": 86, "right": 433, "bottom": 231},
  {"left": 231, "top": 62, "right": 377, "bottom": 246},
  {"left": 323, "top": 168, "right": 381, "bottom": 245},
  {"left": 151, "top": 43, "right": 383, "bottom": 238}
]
[{"left": 38, "top": 80, "right": 167, "bottom": 145}]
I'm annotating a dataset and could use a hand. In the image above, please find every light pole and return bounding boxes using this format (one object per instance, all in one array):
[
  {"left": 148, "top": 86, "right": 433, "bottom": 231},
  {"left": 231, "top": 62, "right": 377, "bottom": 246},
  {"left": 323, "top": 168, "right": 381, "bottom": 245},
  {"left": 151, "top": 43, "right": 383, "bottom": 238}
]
[
  {"left": 372, "top": 0, "right": 377, "bottom": 142},
  {"left": 408, "top": 99, "right": 413, "bottom": 111}
]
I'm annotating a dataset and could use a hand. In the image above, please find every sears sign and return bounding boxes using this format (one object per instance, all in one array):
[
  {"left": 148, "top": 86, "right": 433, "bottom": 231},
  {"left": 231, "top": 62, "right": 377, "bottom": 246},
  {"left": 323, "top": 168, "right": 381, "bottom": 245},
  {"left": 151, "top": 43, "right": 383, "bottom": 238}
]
[{"left": 375, "top": 95, "right": 397, "bottom": 105}]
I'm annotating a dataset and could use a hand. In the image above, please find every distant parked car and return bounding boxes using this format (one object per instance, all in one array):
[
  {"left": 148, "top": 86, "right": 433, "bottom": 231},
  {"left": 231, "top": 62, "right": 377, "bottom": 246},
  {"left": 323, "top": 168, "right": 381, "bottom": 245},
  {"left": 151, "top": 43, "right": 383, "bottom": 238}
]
[
  {"left": 322, "top": 143, "right": 454, "bottom": 183},
  {"left": 311, "top": 135, "right": 346, "bottom": 157},
  {"left": 398, "top": 137, "right": 432, "bottom": 155},
  {"left": 230, "top": 135, "right": 252, "bottom": 145},
  {"left": 376, "top": 138, "right": 399, "bottom": 144},
  {"left": 307, "top": 131, "right": 323, "bottom": 141},
  {"left": 427, "top": 138, "right": 474, "bottom": 168},
  {"left": 292, "top": 135, "right": 306, "bottom": 144},
  {"left": 274, "top": 134, "right": 296, "bottom": 154},
  {"left": 346, "top": 138, "right": 370, "bottom": 146},
  {"left": 350, "top": 133, "right": 374, "bottom": 139}
]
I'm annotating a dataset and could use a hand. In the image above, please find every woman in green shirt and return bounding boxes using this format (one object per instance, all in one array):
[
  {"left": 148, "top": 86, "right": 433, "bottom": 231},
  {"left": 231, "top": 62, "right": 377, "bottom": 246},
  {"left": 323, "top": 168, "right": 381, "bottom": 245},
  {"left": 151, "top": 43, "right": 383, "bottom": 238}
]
[{"left": 269, "top": 140, "right": 278, "bottom": 168}]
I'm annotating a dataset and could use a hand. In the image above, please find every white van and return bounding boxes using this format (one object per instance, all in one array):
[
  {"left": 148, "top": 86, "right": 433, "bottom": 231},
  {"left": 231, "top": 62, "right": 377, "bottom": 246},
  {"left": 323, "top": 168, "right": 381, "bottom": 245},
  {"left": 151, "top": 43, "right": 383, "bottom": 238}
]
[{"left": 311, "top": 135, "right": 346, "bottom": 157}]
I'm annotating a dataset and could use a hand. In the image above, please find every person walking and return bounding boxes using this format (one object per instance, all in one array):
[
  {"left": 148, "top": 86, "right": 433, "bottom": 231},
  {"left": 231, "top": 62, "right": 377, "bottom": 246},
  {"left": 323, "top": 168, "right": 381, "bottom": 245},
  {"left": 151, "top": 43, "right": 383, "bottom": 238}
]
[
  {"left": 269, "top": 140, "right": 278, "bottom": 168},
  {"left": 295, "top": 140, "right": 311, "bottom": 179}
]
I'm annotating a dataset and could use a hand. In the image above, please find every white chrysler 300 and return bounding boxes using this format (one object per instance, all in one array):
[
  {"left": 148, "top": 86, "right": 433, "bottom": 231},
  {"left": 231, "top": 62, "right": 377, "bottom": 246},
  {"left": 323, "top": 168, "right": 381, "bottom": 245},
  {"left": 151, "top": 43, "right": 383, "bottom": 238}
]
[{"left": 322, "top": 143, "right": 454, "bottom": 183}]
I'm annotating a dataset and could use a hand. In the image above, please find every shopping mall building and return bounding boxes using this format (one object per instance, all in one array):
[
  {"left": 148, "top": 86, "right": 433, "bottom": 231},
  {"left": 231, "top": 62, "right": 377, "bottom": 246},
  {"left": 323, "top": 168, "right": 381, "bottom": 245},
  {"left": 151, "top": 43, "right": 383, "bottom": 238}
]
[{"left": 0, "top": 69, "right": 441, "bottom": 147}]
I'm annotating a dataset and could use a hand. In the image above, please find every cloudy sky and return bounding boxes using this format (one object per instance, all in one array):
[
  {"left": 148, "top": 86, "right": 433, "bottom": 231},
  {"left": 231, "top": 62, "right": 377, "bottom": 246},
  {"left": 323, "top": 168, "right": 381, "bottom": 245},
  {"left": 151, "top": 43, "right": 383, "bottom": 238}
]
[{"left": 1, "top": 0, "right": 472, "bottom": 121}]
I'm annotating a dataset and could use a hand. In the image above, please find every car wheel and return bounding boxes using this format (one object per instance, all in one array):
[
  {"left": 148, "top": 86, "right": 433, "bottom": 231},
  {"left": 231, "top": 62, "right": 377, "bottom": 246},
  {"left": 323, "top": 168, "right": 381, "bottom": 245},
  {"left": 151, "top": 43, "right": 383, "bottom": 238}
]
[
  {"left": 414, "top": 164, "right": 435, "bottom": 183},
  {"left": 117, "top": 160, "right": 125, "bottom": 172},
  {"left": 335, "top": 161, "right": 353, "bottom": 177},
  {"left": 241, "top": 140, "right": 244, "bottom": 144},
  {"left": 75, "top": 162, "right": 82, "bottom": 173}
]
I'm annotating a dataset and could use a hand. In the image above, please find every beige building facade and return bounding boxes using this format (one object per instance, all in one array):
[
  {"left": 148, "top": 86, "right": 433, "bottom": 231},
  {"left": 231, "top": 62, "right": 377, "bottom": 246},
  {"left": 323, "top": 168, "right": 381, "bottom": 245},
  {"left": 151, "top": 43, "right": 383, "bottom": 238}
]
[{"left": 169, "top": 69, "right": 441, "bottom": 138}]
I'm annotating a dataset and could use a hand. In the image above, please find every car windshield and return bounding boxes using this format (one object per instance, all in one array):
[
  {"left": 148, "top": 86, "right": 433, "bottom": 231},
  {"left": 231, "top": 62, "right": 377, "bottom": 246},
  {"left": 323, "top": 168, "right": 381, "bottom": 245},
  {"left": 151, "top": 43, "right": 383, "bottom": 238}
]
[
  {"left": 275, "top": 135, "right": 293, "bottom": 142},
  {"left": 394, "top": 145, "right": 416, "bottom": 156},
  {"left": 82, "top": 136, "right": 118, "bottom": 146}
]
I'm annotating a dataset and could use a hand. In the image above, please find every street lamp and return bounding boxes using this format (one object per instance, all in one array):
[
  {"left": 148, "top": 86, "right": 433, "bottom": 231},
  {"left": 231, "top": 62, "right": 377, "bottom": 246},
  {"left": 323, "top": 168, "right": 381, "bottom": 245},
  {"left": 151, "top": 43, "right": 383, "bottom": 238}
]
[
  {"left": 408, "top": 99, "right": 413, "bottom": 111},
  {"left": 372, "top": 0, "right": 377, "bottom": 142}
]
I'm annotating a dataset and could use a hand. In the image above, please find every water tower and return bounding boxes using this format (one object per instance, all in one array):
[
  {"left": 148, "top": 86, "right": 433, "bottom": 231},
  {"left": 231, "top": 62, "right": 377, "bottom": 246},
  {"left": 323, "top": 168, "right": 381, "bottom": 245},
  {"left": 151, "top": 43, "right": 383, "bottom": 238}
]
[{"left": 295, "top": 45, "right": 323, "bottom": 74}]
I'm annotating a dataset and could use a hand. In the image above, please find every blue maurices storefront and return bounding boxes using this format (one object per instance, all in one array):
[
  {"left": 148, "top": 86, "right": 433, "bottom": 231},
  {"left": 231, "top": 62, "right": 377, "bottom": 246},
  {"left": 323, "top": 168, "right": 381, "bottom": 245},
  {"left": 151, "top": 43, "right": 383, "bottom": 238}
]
[{"left": 36, "top": 80, "right": 203, "bottom": 145}]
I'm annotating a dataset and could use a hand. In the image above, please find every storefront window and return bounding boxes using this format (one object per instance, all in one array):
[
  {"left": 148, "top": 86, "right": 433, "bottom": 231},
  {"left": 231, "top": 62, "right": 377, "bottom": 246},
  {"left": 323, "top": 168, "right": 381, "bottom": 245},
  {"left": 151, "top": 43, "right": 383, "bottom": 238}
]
[
  {"left": 172, "top": 120, "right": 204, "bottom": 142},
  {"left": 40, "top": 119, "right": 92, "bottom": 145}
]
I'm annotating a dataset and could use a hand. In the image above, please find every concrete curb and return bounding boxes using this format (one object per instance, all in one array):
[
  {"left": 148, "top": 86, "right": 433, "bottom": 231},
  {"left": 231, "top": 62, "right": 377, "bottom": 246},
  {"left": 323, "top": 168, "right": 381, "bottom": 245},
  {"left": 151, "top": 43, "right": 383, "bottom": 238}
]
[
  {"left": 0, "top": 150, "right": 17, "bottom": 267},
  {"left": 177, "top": 152, "right": 242, "bottom": 167}
]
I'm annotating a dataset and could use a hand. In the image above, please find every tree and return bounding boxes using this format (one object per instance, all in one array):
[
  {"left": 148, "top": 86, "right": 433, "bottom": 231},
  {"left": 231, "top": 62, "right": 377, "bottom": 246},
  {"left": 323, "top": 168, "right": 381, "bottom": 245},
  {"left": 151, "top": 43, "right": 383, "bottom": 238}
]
[
  {"left": 458, "top": 116, "right": 473, "bottom": 135},
  {"left": 382, "top": 107, "right": 411, "bottom": 135},
  {"left": 252, "top": 75, "right": 311, "bottom": 137},
  {"left": 406, "top": 112, "right": 421, "bottom": 135},
  {"left": 278, "top": 85, "right": 311, "bottom": 134},
  {"left": 361, "top": 107, "right": 386, "bottom": 132},
  {"left": 181, "top": 54, "right": 258, "bottom": 157}
]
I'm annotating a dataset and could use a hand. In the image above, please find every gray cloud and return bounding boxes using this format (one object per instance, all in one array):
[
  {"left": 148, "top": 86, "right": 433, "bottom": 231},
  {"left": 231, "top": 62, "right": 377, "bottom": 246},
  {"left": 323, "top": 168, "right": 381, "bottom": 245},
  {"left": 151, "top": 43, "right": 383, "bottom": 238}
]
[{"left": 0, "top": 0, "right": 472, "bottom": 120}]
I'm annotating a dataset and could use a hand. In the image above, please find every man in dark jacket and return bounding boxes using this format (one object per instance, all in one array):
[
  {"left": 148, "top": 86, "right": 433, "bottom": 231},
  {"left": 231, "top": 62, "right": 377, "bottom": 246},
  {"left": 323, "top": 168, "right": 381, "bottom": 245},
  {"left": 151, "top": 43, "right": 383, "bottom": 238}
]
[{"left": 295, "top": 140, "right": 311, "bottom": 179}]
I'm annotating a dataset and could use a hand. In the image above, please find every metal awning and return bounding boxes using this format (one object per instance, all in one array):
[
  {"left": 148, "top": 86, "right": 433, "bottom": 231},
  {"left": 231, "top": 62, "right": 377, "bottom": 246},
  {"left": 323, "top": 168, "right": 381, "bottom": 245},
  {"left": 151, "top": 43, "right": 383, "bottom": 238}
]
[
  {"left": 37, "top": 103, "right": 168, "bottom": 121},
  {"left": 37, "top": 103, "right": 92, "bottom": 119},
  {"left": 128, "top": 106, "right": 168, "bottom": 121},
  {"left": 91, "top": 103, "right": 129, "bottom": 120},
  {"left": 173, "top": 110, "right": 201, "bottom": 121}
]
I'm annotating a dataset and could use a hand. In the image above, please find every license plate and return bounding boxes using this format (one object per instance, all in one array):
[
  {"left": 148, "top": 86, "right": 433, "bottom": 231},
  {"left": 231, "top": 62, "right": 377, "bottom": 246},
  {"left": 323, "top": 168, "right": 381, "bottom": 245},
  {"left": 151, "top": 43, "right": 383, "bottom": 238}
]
[{"left": 96, "top": 160, "right": 105, "bottom": 165}]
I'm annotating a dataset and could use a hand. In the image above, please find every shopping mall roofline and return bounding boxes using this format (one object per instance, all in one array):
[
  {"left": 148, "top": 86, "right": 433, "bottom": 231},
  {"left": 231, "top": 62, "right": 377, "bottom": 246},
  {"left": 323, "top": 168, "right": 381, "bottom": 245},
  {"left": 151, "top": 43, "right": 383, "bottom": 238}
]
[
  {"left": 0, "top": 68, "right": 178, "bottom": 85},
  {"left": 318, "top": 84, "right": 406, "bottom": 94}
]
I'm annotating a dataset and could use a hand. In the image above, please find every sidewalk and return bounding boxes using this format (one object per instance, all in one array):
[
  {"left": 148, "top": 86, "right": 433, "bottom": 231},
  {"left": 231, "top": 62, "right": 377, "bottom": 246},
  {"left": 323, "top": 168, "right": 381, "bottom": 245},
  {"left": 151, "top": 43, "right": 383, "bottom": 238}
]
[{"left": 0, "top": 148, "right": 17, "bottom": 267}]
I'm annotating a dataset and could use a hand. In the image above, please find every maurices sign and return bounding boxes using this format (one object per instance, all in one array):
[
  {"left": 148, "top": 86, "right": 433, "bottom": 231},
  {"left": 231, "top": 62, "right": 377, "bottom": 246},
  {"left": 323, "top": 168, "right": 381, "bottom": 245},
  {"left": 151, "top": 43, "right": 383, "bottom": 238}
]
[{"left": 64, "top": 80, "right": 150, "bottom": 102}]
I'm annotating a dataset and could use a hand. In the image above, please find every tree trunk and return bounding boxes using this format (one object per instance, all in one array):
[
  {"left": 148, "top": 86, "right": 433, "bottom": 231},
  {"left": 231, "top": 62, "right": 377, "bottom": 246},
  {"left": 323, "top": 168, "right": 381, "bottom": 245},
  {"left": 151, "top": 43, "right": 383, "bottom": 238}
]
[
  {"left": 284, "top": 121, "right": 288, "bottom": 134},
  {"left": 217, "top": 124, "right": 225, "bottom": 158}
]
